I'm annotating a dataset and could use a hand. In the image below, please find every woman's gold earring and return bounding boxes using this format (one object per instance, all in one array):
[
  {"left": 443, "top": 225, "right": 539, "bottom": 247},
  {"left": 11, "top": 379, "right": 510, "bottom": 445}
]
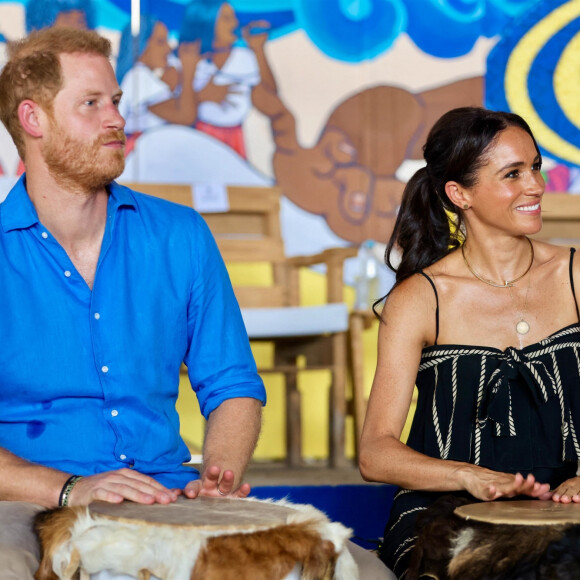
[{"left": 463, "top": 203, "right": 469, "bottom": 210}]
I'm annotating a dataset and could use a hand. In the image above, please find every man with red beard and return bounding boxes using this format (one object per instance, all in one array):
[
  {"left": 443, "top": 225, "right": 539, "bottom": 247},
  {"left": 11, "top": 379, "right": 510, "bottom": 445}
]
[{"left": 0, "top": 28, "right": 265, "bottom": 578}]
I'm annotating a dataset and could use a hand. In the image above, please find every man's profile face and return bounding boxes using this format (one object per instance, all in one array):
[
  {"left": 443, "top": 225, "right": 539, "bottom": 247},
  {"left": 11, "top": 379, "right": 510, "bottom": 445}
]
[{"left": 40, "top": 52, "right": 126, "bottom": 191}]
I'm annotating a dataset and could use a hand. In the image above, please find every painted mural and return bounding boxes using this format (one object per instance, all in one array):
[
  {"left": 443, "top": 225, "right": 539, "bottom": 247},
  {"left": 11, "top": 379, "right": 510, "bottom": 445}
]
[{"left": 0, "top": 0, "right": 578, "bottom": 266}]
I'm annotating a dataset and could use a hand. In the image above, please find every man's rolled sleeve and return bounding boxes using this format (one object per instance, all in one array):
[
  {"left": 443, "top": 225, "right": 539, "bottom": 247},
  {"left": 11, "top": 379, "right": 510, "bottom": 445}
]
[{"left": 184, "top": 214, "right": 266, "bottom": 418}]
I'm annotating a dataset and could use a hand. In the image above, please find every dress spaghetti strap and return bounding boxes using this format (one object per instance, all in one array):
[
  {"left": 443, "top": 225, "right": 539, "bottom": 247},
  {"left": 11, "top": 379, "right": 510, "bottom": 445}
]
[
  {"left": 419, "top": 271, "right": 439, "bottom": 345},
  {"left": 569, "top": 248, "right": 580, "bottom": 322}
]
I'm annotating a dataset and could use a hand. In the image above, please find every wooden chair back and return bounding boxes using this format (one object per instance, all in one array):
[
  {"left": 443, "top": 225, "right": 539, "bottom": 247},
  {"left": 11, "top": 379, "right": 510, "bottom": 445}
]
[
  {"left": 120, "top": 183, "right": 290, "bottom": 308},
  {"left": 535, "top": 193, "right": 580, "bottom": 243}
]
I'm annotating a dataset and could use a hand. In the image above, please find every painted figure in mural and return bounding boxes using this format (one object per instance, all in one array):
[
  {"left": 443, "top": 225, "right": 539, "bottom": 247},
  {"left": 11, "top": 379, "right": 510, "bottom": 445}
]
[
  {"left": 116, "top": 15, "right": 199, "bottom": 154},
  {"left": 0, "top": 27, "right": 265, "bottom": 578},
  {"left": 25, "top": 0, "right": 95, "bottom": 31},
  {"left": 254, "top": 74, "right": 483, "bottom": 244},
  {"left": 359, "top": 107, "right": 580, "bottom": 577},
  {"left": 179, "top": 0, "right": 275, "bottom": 159}
]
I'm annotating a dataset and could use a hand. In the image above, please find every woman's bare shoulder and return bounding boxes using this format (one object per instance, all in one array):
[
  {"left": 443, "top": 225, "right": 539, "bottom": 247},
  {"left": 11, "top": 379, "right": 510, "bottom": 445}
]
[
  {"left": 532, "top": 239, "right": 573, "bottom": 260},
  {"left": 532, "top": 240, "right": 575, "bottom": 275},
  {"left": 381, "top": 272, "right": 438, "bottom": 346},
  {"left": 386, "top": 271, "right": 439, "bottom": 304}
]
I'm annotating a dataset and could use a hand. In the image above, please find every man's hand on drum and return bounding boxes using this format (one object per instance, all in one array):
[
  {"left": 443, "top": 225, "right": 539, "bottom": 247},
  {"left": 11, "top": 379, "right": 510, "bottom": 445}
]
[
  {"left": 458, "top": 466, "right": 552, "bottom": 501},
  {"left": 68, "top": 469, "right": 180, "bottom": 506},
  {"left": 184, "top": 465, "right": 251, "bottom": 499},
  {"left": 551, "top": 476, "right": 580, "bottom": 503}
]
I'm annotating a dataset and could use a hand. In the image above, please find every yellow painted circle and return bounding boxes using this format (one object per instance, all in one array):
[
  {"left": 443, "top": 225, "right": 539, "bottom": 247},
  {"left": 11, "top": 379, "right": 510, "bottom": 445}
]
[
  {"left": 505, "top": 1, "right": 580, "bottom": 164},
  {"left": 554, "top": 30, "right": 580, "bottom": 128}
]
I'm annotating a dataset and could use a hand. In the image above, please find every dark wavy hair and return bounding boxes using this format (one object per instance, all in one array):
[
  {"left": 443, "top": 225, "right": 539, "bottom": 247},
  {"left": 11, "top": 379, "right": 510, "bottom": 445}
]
[{"left": 386, "top": 107, "right": 540, "bottom": 286}]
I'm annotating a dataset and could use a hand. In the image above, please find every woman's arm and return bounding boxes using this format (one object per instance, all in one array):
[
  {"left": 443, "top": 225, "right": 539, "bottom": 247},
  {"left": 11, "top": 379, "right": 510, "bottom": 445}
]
[
  {"left": 148, "top": 42, "right": 200, "bottom": 125},
  {"left": 359, "top": 274, "right": 551, "bottom": 501}
]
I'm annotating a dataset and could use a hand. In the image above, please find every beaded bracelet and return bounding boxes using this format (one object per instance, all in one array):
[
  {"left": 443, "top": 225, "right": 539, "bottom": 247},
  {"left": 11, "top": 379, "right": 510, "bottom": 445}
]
[{"left": 58, "top": 475, "right": 83, "bottom": 507}]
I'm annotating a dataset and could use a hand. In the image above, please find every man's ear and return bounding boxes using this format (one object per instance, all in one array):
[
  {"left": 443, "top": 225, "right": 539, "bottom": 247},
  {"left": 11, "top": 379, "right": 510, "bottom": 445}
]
[
  {"left": 17, "top": 100, "right": 44, "bottom": 138},
  {"left": 445, "top": 181, "right": 472, "bottom": 211}
]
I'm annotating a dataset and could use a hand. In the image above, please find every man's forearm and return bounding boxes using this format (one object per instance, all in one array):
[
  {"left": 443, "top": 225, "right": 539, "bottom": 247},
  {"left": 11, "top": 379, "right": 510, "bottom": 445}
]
[
  {"left": 202, "top": 397, "right": 262, "bottom": 487},
  {"left": 0, "top": 447, "right": 69, "bottom": 507}
]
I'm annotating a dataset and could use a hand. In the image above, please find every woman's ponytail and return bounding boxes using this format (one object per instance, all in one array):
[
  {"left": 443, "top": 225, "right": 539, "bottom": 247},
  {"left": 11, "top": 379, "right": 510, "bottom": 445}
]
[{"left": 386, "top": 167, "right": 460, "bottom": 285}]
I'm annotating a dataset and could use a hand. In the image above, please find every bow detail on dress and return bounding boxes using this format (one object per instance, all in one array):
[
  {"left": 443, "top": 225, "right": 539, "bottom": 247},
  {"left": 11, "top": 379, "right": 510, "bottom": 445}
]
[{"left": 478, "top": 347, "right": 556, "bottom": 436}]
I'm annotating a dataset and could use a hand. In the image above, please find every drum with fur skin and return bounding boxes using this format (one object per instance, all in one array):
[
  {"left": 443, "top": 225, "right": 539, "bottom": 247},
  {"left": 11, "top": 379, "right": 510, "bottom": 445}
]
[
  {"left": 406, "top": 496, "right": 580, "bottom": 580},
  {"left": 33, "top": 496, "right": 357, "bottom": 580}
]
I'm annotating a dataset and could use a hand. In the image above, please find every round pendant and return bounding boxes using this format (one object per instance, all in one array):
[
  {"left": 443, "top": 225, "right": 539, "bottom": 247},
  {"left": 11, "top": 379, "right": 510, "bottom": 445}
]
[{"left": 516, "top": 320, "right": 530, "bottom": 335}]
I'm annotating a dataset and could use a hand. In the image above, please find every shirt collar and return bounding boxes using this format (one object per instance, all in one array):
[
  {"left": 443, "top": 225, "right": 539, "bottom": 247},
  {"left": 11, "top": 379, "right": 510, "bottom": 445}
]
[
  {"left": 0, "top": 175, "right": 38, "bottom": 232},
  {"left": 107, "top": 180, "right": 138, "bottom": 214},
  {"left": 0, "top": 176, "right": 137, "bottom": 233}
]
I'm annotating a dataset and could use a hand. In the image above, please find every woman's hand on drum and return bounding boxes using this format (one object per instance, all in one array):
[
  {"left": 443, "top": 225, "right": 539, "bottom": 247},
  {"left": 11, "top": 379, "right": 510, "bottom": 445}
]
[
  {"left": 551, "top": 477, "right": 580, "bottom": 503},
  {"left": 68, "top": 468, "right": 180, "bottom": 506},
  {"left": 457, "top": 466, "right": 551, "bottom": 501},
  {"left": 184, "top": 465, "right": 251, "bottom": 499}
]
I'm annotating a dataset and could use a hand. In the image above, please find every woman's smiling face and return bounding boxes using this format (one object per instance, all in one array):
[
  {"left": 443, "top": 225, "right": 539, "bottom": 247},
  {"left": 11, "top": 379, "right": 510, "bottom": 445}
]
[{"left": 459, "top": 126, "right": 545, "bottom": 237}]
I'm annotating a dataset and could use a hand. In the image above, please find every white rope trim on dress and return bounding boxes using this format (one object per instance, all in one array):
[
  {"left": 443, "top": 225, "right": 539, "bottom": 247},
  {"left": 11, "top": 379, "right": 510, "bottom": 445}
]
[
  {"left": 422, "top": 347, "right": 498, "bottom": 359},
  {"left": 551, "top": 352, "right": 568, "bottom": 461},
  {"left": 526, "top": 341, "right": 580, "bottom": 360},
  {"left": 525, "top": 362, "right": 549, "bottom": 401},
  {"left": 389, "top": 506, "right": 426, "bottom": 533},
  {"left": 420, "top": 340, "right": 580, "bottom": 373},
  {"left": 419, "top": 348, "right": 496, "bottom": 371},
  {"left": 571, "top": 348, "right": 580, "bottom": 457},
  {"left": 394, "top": 538, "right": 418, "bottom": 573},
  {"left": 569, "top": 411, "right": 580, "bottom": 457},
  {"left": 574, "top": 347, "right": 580, "bottom": 380},
  {"left": 540, "top": 324, "right": 580, "bottom": 345},
  {"left": 442, "top": 358, "right": 458, "bottom": 459},
  {"left": 508, "top": 383, "right": 516, "bottom": 437},
  {"left": 394, "top": 489, "right": 415, "bottom": 499},
  {"left": 393, "top": 535, "right": 417, "bottom": 557},
  {"left": 474, "top": 355, "right": 486, "bottom": 465},
  {"left": 432, "top": 365, "right": 445, "bottom": 458}
]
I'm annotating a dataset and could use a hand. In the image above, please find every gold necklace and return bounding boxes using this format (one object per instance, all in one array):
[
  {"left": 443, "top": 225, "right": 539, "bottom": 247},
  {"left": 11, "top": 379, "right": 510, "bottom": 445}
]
[{"left": 461, "top": 237, "right": 534, "bottom": 288}]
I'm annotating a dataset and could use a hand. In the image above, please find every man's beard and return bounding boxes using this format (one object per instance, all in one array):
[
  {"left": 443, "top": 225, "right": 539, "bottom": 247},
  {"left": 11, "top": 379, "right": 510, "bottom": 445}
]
[{"left": 41, "top": 122, "right": 126, "bottom": 192}]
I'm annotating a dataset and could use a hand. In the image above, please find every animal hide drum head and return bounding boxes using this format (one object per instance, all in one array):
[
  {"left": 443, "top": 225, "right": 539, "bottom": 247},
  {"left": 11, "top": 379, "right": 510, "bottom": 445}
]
[
  {"left": 89, "top": 496, "right": 298, "bottom": 531},
  {"left": 455, "top": 500, "right": 580, "bottom": 526}
]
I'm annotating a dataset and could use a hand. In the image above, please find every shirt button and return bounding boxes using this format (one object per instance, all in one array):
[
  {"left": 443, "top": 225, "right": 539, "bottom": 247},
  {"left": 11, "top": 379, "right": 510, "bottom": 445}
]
[
  {"left": 101, "top": 366, "right": 109, "bottom": 373},
  {"left": 41, "top": 232, "right": 48, "bottom": 239},
  {"left": 111, "top": 409, "right": 118, "bottom": 417},
  {"left": 120, "top": 454, "right": 127, "bottom": 460},
  {"left": 64, "top": 270, "right": 71, "bottom": 278},
  {"left": 94, "top": 313, "right": 101, "bottom": 320}
]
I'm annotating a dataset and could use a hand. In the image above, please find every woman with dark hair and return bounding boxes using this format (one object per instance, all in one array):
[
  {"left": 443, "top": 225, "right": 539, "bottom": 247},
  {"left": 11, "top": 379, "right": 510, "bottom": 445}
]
[{"left": 359, "top": 107, "right": 580, "bottom": 577}]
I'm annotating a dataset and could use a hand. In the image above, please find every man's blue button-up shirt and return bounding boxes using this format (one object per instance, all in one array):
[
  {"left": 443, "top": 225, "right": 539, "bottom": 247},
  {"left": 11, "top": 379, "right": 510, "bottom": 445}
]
[{"left": 0, "top": 177, "right": 266, "bottom": 489}]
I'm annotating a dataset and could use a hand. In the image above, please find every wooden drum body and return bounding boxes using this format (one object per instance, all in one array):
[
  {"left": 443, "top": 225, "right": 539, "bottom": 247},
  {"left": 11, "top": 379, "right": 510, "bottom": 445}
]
[{"left": 33, "top": 496, "right": 357, "bottom": 580}]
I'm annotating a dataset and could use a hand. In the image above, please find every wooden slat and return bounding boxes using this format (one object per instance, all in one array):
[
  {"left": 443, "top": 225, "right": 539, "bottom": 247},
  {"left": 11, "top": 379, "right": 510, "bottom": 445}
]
[
  {"left": 122, "top": 182, "right": 193, "bottom": 206},
  {"left": 217, "top": 239, "right": 285, "bottom": 262},
  {"left": 236, "top": 286, "right": 286, "bottom": 308},
  {"left": 204, "top": 213, "right": 265, "bottom": 235},
  {"left": 120, "top": 182, "right": 282, "bottom": 212},
  {"left": 226, "top": 186, "right": 281, "bottom": 213},
  {"left": 542, "top": 193, "right": 580, "bottom": 219},
  {"left": 536, "top": 223, "right": 580, "bottom": 240},
  {"left": 533, "top": 194, "right": 580, "bottom": 243}
]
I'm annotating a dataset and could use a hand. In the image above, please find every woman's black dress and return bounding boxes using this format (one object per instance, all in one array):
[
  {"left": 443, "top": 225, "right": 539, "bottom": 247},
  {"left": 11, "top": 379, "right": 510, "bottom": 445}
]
[{"left": 379, "top": 249, "right": 580, "bottom": 578}]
